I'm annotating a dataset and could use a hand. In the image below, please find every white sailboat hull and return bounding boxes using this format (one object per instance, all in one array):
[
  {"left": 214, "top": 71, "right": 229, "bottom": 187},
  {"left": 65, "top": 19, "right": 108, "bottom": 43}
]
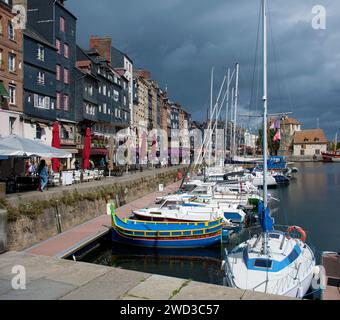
[{"left": 224, "top": 232, "right": 317, "bottom": 298}]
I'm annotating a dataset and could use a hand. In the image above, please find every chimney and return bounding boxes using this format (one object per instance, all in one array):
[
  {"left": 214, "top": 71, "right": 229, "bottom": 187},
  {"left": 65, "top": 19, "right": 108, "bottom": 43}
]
[
  {"left": 135, "top": 69, "right": 151, "bottom": 80},
  {"left": 89, "top": 36, "right": 112, "bottom": 63},
  {"left": 12, "top": 0, "right": 27, "bottom": 11}
]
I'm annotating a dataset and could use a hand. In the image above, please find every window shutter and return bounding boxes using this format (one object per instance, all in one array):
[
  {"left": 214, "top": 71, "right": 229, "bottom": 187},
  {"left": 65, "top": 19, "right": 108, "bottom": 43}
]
[
  {"left": 34, "top": 94, "right": 38, "bottom": 107},
  {"left": 45, "top": 97, "right": 50, "bottom": 109}
]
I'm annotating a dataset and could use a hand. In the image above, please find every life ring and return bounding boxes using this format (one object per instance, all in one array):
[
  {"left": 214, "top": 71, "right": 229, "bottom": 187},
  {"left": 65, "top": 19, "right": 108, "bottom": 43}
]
[{"left": 287, "top": 226, "right": 307, "bottom": 242}]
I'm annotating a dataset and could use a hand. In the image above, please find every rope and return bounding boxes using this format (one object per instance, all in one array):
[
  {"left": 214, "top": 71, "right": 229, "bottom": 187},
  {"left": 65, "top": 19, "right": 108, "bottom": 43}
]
[{"left": 303, "top": 288, "right": 322, "bottom": 298}]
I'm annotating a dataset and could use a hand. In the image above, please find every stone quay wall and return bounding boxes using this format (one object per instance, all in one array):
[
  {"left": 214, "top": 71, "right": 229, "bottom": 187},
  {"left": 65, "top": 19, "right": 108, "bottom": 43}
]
[{"left": 0, "top": 167, "right": 186, "bottom": 251}]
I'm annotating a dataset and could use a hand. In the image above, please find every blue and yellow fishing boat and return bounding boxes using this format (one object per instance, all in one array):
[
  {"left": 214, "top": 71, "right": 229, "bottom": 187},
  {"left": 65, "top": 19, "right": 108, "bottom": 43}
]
[{"left": 110, "top": 205, "right": 223, "bottom": 249}]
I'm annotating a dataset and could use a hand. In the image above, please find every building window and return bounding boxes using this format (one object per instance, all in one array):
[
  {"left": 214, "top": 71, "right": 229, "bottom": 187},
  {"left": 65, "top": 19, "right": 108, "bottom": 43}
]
[
  {"left": 36, "top": 125, "right": 42, "bottom": 140},
  {"left": 37, "top": 44, "right": 45, "bottom": 61},
  {"left": 60, "top": 17, "right": 65, "bottom": 32},
  {"left": 56, "top": 39, "right": 61, "bottom": 54},
  {"left": 315, "top": 149, "right": 320, "bottom": 155},
  {"left": 85, "top": 103, "right": 95, "bottom": 116},
  {"left": 64, "top": 43, "right": 69, "bottom": 58},
  {"left": 56, "top": 92, "right": 61, "bottom": 109},
  {"left": 56, "top": 64, "right": 61, "bottom": 81},
  {"left": 103, "top": 103, "right": 107, "bottom": 114},
  {"left": 37, "top": 72, "right": 45, "bottom": 85},
  {"left": 88, "top": 86, "right": 93, "bottom": 96},
  {"left": 8, "top": 21, "right": 14, "bottom": 40},
  {"left": 300, "top": 150, "right": 305, "bottom": 156},
  {"left": 64, "top": 68, "right": 69, "bottom": 84},
  {"left": 301, "top": 144, "right": 306, "bottom": 150},
  {"left": 60, "top": 126, "right": 70, "bottom": 140},
  {"left": 0, "top": 49, "right": 3, "bottom": 69},
  {"left": 9, "top": 117, "right": 16, "bottom": 135},
  {"left": 0, "top": 16, "right": 3, "bottom": 36},
  {"left": 9, "top": 84, "right": 16, "bottom": 105},
  {"left": 103, "top": 85, "right": 107, "bottom": 96},
  {"left": 63, "top": 94, "right": 69, "bottom": 111},
  {"left": 34, "top": 94, "right": 50, "bottom": 109},
  {"left": 8, "top": 53, "right": 16, "bottom": 72},
  {"left": 113, "top": 90, "right": 119, "bottom": 102}
]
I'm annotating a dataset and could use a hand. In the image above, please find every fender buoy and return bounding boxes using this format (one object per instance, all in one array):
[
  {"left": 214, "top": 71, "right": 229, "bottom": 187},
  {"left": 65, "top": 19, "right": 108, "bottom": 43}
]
[{"left": 287, "top": 226, "right": 307, "bottom": 242}]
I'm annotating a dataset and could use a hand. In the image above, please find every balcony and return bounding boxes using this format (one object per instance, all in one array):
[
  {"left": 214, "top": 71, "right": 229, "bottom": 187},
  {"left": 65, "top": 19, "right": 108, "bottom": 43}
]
[{"left": 98, "top": 111, "right": 112, "bottom": 123}]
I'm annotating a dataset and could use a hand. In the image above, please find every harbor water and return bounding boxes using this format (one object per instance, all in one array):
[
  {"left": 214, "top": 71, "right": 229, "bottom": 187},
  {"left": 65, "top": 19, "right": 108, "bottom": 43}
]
[{"left": 80, "top": 162, "right": 340, "bottom": 286}]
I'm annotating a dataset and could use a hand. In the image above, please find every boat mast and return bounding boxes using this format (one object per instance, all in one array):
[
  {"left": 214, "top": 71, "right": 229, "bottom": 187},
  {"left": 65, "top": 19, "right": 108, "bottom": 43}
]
[
  {"left": 225, "top": 68, "right": 231, "bottom": 162},
  {"left": 334, "top": 132, "right": 338, "bottom": 153},
  {"left": 233, "top": 63, "right": 240, "bottom": 158},
  {"left": 208, "top": 67, "right": 214, "bottom": 167},
  {"left": 214, "top": 73, "right": 228, "bottom": 166},
  {"left": 262, "top": 0, "right": 268, "bottom": 208}
]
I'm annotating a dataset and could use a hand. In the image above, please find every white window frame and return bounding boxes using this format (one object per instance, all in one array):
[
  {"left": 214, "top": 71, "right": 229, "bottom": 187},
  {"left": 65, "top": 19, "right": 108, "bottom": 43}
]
[
  {"left": 8, "top": 21, "right": 14, "bottom": 40},
  {"left": 8, "top": 84, "right": 16, "bottom": 105},
  {"left": 37, "top": 71, "right": 45, "bottom": 85},
  {"left": 37, "top": 44, "right": 45, "bottom": 61},
  {"left": 8, "top": 53, "right": 16, "bottom": 72}
]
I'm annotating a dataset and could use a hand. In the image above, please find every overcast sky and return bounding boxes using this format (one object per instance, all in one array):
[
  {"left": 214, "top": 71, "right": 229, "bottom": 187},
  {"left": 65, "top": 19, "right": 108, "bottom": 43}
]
[{"left": 67, "top": 0, "right": 340, "bottom": 138}]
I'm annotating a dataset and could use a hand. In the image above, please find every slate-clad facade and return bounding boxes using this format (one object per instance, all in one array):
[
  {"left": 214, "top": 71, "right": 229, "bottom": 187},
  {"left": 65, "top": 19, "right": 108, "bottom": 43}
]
[
  {"left": 22, "top": 27, "right": 57, "bottom": 144},
  {"left": 27, "top": 0, "right": 78, "bottom": 164}
]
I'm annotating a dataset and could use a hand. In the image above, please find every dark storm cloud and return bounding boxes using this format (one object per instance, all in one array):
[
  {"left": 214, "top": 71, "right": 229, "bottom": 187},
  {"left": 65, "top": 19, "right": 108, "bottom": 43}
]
[{"left": 66, "top": 0, "right": 340, "bottom": 137}]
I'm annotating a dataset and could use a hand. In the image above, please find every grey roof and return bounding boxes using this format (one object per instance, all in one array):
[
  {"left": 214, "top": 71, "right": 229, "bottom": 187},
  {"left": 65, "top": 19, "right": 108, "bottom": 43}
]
[{"left": 24, "top": 27, "right": 56, "bottom": 49}]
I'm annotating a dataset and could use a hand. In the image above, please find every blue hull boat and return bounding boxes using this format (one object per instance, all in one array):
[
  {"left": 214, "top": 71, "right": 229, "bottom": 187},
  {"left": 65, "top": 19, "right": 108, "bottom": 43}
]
[
  {"left": 111, "top": 206, "right": 223, "bottom": 249},
  {"left": 112, "top": 229, "right": 222, "bottom": 249}
]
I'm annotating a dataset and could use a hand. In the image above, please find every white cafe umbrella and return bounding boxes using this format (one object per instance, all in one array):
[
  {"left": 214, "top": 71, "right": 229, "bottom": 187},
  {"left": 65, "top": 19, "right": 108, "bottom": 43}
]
[{"left": 0, "top": 135, "right": 72, "bottom": 158}]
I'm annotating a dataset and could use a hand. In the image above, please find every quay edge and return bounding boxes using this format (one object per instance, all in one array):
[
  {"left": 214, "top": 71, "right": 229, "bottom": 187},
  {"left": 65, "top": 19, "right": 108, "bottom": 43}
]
[{"left": 0, "top": 251, "right": 296, "bottom": 300}]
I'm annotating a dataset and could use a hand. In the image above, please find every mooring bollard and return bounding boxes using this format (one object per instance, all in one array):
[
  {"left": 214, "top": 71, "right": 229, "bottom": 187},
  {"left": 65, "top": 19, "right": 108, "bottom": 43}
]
[{"left": 0, "top": 209, "right": 8, "bottom": 254}]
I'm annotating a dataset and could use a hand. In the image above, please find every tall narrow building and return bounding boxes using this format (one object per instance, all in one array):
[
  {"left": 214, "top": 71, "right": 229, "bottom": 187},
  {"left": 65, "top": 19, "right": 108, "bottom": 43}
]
[
  {"left": 0, "top": 0, "right": 24, "bottom": 137},
  {"left": 26, "top": 0, "right": 78, "bottom": 165}
]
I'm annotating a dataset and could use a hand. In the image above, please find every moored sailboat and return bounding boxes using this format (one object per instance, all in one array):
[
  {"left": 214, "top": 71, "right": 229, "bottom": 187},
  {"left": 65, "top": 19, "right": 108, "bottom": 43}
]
[{"left": 222, "top": 0, "right": 320, "bottom": 298}]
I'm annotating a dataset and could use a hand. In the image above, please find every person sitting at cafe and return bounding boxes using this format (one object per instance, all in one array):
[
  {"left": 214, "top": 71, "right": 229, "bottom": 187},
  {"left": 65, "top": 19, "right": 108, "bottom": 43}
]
[
  {"left": 25, "top": 160, "right": 30, "bottom": 176},
  {"left": 38, "top": 160, "right": 48, "bottom": 192},
  {"left": 28, "top": 161, "right": 36, "bottom": 176},
  {"left": 89, "top": 159, "right": 95, "bottom": 170}
]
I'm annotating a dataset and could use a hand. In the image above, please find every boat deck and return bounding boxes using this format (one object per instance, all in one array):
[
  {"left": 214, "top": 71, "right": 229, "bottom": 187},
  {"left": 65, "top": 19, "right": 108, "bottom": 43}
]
[{"left": 322, "top": 252, "right": 340, "bottom": 300}]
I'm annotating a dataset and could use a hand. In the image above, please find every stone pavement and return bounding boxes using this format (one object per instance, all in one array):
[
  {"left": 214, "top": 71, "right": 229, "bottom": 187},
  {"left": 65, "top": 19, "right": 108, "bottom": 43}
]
[{"left": 0, "top": 252, "right": 293, "bottom": 300}]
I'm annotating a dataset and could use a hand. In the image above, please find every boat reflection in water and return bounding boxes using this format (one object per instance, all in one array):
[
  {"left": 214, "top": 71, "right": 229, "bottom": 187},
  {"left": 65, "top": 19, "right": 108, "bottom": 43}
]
[{"left": 88, "top": 242, "right": 225, "bottom": 285}]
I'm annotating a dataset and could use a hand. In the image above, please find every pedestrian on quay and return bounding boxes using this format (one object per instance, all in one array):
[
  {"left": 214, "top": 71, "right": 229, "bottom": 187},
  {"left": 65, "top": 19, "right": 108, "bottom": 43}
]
[
  {"left": 99, "top": 157, "right": 106, "bottom": 168},
  {"left": 74, "top": 159, "right": 80, "bottom": 170},
  {"left": 38, "top": 159, "right": 49, "bottom": 192}
]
